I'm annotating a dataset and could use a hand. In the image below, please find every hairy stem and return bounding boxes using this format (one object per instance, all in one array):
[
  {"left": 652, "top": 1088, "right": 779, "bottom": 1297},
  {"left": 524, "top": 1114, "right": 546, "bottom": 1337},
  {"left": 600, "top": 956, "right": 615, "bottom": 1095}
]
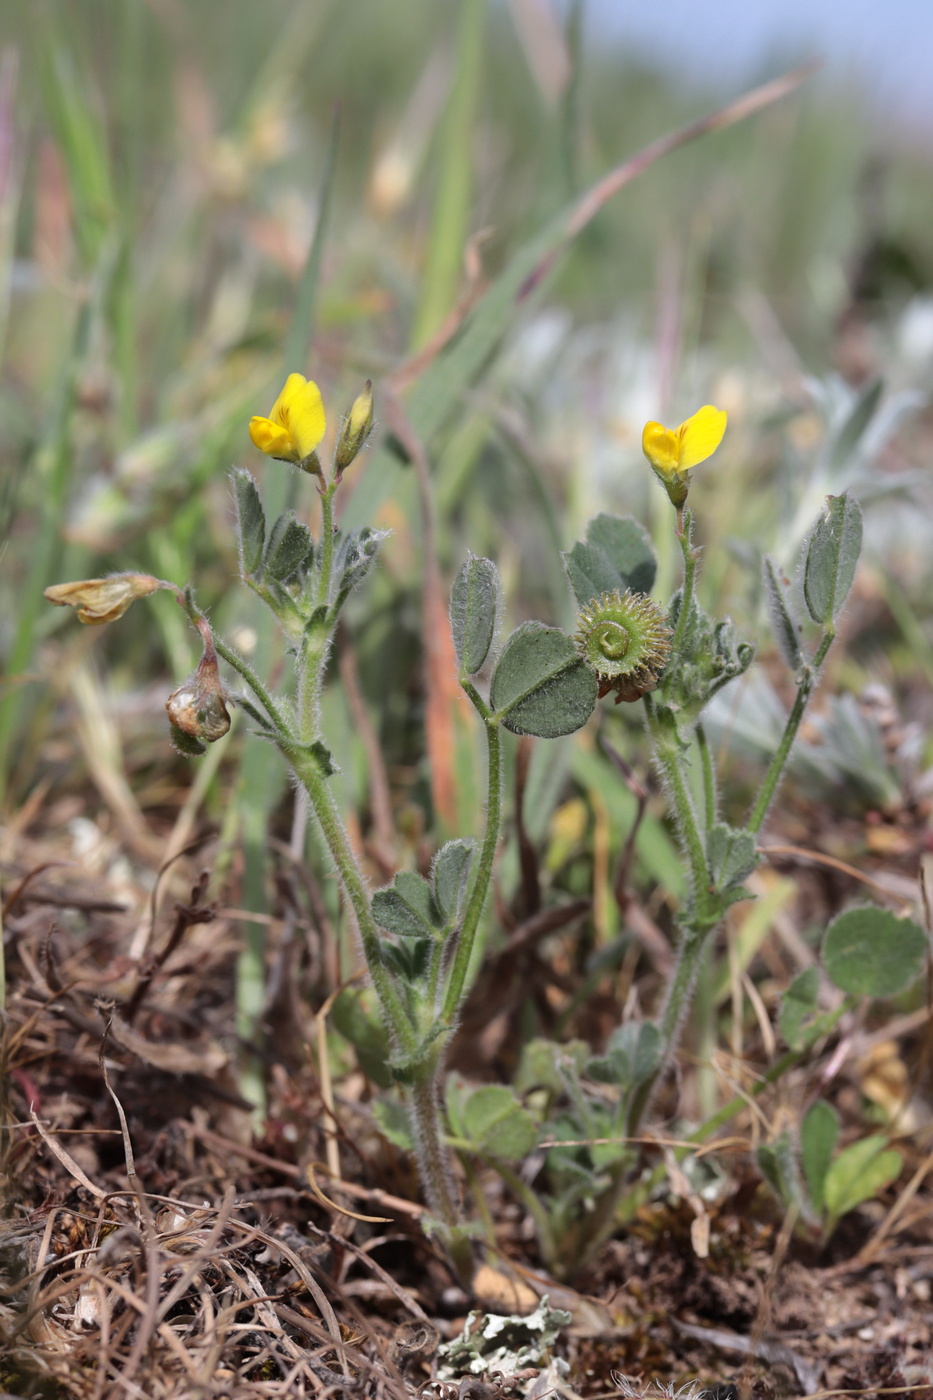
[
  {"left": 298, "top": 625, "right": 330, "bottom": 742},
  {"left": 696, "top": 721, "right": 716, "bottom": 832},
  {"left": 317, "top": 481, "right": 337, "bottom": 611},
  {"left": 409, "top": 1075, "right": 459, "bottom": 1225},
  {"left": 409, "top": 1073, "right": 474, "bottom": 1284},
  {"left": 625, "top": 920, "right": 707, "bottom": 1137},
  {"left": 296, "top": 483, "right": 340, "bottom": 742},
  {"left": 290, "top": 749, "right": 417, "bottom": 1058},
  {"left": 668, "top": 508, "right": 699, "bottom": 664},
  {"left": 747, "top": 628, "right": 834, "bottom": 835},
  {"left": 644, "top": 697, "right": 709, "bottom": 911},
  {"left": 442, "top": 684, "right": 502, "bottom": 1022},
  {"left": 625, "top": 694, "right": 718, "bottom": 1142},
  {"left": 191, "top": 618, "right": 294, "bottom": 739}
]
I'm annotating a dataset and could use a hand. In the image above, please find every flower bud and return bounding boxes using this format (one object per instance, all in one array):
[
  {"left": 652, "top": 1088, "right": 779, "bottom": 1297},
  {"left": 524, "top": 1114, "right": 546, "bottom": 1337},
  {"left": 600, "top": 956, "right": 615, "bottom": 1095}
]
[
  {"left": 44, "top": 573, "right": 163, "bottom": 625},
  {"left": 335, "top": 380, "right": 374, "bottom": 477},
  {"left": 165, "top": 646, "right": 231, "bottom": 746}
]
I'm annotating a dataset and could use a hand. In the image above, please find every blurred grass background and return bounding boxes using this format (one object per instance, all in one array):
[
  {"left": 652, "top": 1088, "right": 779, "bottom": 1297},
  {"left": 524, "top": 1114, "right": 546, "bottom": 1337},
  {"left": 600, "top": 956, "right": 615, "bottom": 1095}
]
[{"left": 2, "top": 0, "right": 933, "bottom": 1036}]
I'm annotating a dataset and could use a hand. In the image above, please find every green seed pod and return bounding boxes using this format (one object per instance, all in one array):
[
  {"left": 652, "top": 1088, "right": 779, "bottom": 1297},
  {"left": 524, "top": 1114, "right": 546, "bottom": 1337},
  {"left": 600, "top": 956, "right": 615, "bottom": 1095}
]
[{"left": 575, "top": 588, "right": 672, "bottom": 703}]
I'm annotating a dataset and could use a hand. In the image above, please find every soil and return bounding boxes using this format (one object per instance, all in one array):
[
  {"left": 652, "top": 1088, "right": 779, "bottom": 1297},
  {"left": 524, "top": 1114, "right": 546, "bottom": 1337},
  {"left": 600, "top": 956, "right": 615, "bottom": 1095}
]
[{"left": 1, "top": 776, "right": 932, "bottom": 1400}]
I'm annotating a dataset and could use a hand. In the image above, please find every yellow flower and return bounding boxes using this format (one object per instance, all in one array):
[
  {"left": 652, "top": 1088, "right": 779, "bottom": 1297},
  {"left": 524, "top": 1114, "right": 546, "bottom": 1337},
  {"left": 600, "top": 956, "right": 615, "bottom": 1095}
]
[
  {"left": 249, "top": 372, "right": 326, "bottom": 465},
  {"left": 642, "top": 404, "right": 727, "bottom": 507},
  {"left": 44, "top": 574, "right": 162, "bottom": 625}
]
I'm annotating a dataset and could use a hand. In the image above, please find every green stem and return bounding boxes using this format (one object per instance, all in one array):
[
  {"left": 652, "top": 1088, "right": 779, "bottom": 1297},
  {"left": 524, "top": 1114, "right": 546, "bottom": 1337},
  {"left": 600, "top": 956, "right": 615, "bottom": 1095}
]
[
  {"left": 317, "top": 482, "right": 337, "bottom": 611},
  {"left": 211, "top": 634, "right": 294, "bottom": 738},
  {"left": 568, "top": 1155, "right": 632, "bottom": 1265},
  {"left": 426, "top": 935, "right": 445, "bottom": 1014},
  {"left": 668, "top": 508, "right": 698, "bottom": 664},
  {"left": 625, "top": 694, "right": 718, "bottom": 1141},
  {"left": 295, "top": 481, "right": 339, "bottom": 743},
  {"left": 493, "top": 1159, "right": 558, "bottom": 1268},
  {"left": 290, "top": 749, "right": 417, "bottom": 1059},
  {"left": 747, "top": 628, "right": 835, "bottom": 835},
  {"left": 442, "top": 684, "right": 502, "bottom": 1022},
  {"left": 409, "top": 1075, "right": 459, "bottom": 1226},
  {"left": 625, "top": 921, "right": 708, "bottom": 1137},
  {"left": 409, "top": 1074, "right": 474, "bottom": 1284},
  {"left": 182, "top": 593, "right": 294, "bottom": 737},
  {"left": 644, "top": 696, "right": 709, "bottom": 910},
  {"left": 298, "top": 627, "right": 330, "bottom": 742},
  {"left": 696, "top": 721, "right": 716, "bottom": 832}
]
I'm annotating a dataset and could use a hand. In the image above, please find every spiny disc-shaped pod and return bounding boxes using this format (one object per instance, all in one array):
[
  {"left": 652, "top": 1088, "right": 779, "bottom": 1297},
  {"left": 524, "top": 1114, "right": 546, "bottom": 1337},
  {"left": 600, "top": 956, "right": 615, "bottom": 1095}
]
[{"left": 575, "top": 588, "right": 672, "bottom": 703}]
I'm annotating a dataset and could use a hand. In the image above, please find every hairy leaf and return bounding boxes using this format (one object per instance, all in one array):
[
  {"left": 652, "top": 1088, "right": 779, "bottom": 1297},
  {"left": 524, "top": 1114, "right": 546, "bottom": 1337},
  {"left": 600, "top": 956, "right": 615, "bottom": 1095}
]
[
  {"left": 450, "top": 555, "right": 500, "bottom": 675},
  {"left": 803, "top": 493, "right": 863, "bottom": 625},
  {"left": 490, "top": 622, "right": 597, "bottom": 738}
]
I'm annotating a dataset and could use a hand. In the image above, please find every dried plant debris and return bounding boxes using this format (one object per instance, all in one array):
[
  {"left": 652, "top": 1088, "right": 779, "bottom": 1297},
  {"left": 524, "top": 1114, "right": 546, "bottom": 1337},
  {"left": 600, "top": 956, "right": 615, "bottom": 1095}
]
[{"left": 612, "top": 1380, "right": 713, "bottom": 1400}]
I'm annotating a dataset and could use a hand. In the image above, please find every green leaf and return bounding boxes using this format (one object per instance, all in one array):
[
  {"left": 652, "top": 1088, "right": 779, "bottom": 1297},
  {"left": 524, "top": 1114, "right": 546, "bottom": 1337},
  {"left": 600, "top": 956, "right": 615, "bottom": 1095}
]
[
  {"left": 779, "top": 967, "right": 820, "bottom": 1050},
  {"left": 431, "top": 839, "right": 476, "bottom": 923},
  {"left": 756, "top": 1143, "right": 782, "bottom": 1199},
  {"left": 801, "top": 1100, "right": 839, "bottom": 1214},
  {"left": 588, "top": 1021, "right": 661, "bottom": 1087},
  {"left": 629, "top": 1021, "right": 663, "bottom": 1083},
  {"left": 586, "top": 514, "right": 657, "bottom": 595},
  {"left": 380, "top": 936, "right": 432, "bottom": 982},
  {"left": 513, "top": 1037, "right": 590, "bottom": 1095},
  {"left": 232, "top": 469, "right": 266, "bottom": 577},
  {"left": 263, "top": 511, "right": 314, "bottom": 583},
  {"left": 803, "top": 493, "right": 863, "bottom": 625},
  {"left": 828, "top": 378, "right": 883, "bottom": 477},
  {"left": 823, "top": 1135, "right": 902, "bottom": 1226},
  {"left": 310, "top": 740, "right": 337, "bottom": 776},
  {"left": 372, "top": 870, "right": 441, "bottom": 939},
  {"left": 334, "top": 526, "right": 388, "bottom": 598},
  {"left": 762, "top": 555, "right": 803, "bottom": 671},
  {"left": 444, "top": 1072, "right": 472, "bottom": 1139},
  {"left": 707, "top": 823, "right": 759, "bottom": 892},
  {"left": 460, "top": 1084, "right": 538, "bottom": 1161},
  {"left": 563, "top": 513, "right": 657, "bottom": 608},
  {"left": 372, "top": 1096, "right": 414, "bottom": 1151},
  {"left": 822, "top": 906, "right": 926, "bottom": 997},
  {"left": 450, "top": 554, "right": 500, "bottom": 675},
  {"left": 757, "top": 1131, "right": 807, "bottom": 1213},
  {"left": 490, "top": 622, "right": 597, "bottom": 738},
  {"left": 283, "top": 738, "right": 338, "bottom": 775}
]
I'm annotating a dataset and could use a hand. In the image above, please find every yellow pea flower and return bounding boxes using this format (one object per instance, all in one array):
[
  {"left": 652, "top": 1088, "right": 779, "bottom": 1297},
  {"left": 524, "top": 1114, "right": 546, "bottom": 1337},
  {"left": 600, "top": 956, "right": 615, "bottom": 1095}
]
[
  {"left": 642, "top": 404, "right": 728, "bottom": 507},
  {"left": 249, "top": 372, "right": 326, "bottom": 468}
]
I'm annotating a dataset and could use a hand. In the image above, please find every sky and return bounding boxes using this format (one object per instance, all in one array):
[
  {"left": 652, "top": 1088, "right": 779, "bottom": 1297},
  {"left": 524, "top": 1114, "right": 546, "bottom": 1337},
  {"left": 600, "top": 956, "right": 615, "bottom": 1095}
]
[{"left": 587, "top": 0, "right": 933, "bottom": 132}]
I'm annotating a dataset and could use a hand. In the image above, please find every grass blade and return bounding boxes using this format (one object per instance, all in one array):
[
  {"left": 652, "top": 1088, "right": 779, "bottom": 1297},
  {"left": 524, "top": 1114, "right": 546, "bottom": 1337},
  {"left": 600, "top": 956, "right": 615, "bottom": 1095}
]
[
  {"left": 343, "top": 63, "right": 815, "bottom": 531},
  {"left": 411, "top": 0, "right": 486, "bottom": 350}
]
